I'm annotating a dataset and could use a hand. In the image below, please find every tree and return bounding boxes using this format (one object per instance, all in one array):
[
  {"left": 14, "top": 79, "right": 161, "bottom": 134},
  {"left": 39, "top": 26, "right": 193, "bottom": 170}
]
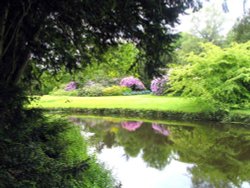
[
  {"left": 189, "top": 2, "right": 225, "bottom": 45},
  {"left": 173, "top": 32, "right": 204, "bottom": 64},
  {"left": 80, "top": 43, "right": 139, "bottom": 81},
  {"left": 228, "top": 10, "right": 250, "bottom": 43},
  {"left": 167, "top": 42, "right": 250, "bottom": 111},
  {"left": 176, "top": 32, "right": 203, "bottom": 54},
  {"left": 0, "top": 0, "right": 203, "bottom": 90}
]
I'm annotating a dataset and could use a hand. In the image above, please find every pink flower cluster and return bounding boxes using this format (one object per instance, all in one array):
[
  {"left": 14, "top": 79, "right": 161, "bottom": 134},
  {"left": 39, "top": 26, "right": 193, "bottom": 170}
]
[
  {"left": 65, "top": 81, "right": 77, "bottom": 91},
  {"left": 150, "top": 75, "right": 168, "bottom": 95},
  {"left": 120, "top": 76, "right": 146, "bottom": 91}
]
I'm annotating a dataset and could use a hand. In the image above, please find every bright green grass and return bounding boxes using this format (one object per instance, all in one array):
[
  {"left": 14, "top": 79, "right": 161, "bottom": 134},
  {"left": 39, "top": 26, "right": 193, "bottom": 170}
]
[{"left": 31, "top": 95, "right": 212, "bottom": 113}]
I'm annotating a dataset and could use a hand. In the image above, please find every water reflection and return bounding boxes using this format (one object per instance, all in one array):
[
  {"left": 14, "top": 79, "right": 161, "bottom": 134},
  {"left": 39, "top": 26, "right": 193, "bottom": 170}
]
[
  {"left": 152, "top": 123, "right": 170, "bottom": 136},
  {"left": 70, "top": 116, "right": 250, "bottom": 188},
  {"left": 121, "top": 121, "right": 143, "bottom": 131}
]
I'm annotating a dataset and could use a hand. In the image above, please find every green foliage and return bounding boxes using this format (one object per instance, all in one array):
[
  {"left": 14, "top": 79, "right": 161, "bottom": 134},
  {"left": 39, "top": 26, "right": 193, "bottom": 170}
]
[
  {"left": 76, "top": 43, "right": 140, "bottom": 83},
  {"left": 0, "top": 84, "right": 115, "bottom": 187},
  {"left": 82, "top": 158, "right": 116, "bottom": 188},
  {"left": 49, "top": 88, "right": 79, "bottom": 96},
  {"left": 102, "top": 86, "right": 132, "bottom": 96},
  {"left": 60, "top": 124, "right": 115, "bottom": 188},
  {"left": 78, "top": 83, "right": 104, "bottom": 97},
  {"left": 176, "top": 32, "right": 204, "bottom": 54},
  {"left": 173, "top": 32, "right": 204, "bottom": 64},
  {"left": 0, "top": 0, "right": 203, "bottom": 89},
  {"left": 228, "top": 10, "right": 250, "bottom": 43},
  {"left": 168, "top": 42, "right": 250, "bottom": 110},
  {"left": 32, "top": 43, "right": 139, "bottom": 95},
  {"left": 49, "top": 83, "right": 79, "bottom": 96},
  {"left": 29, "top": 68, "right": 72, "bottom": 95},
  {"left": 0, "top": 111, "right": 115, "bottom": 187}
]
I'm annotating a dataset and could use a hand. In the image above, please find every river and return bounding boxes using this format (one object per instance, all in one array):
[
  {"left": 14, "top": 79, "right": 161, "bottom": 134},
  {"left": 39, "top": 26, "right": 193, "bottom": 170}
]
[{"left": 70, "top": 116, "right": 250, "bottom": 188}]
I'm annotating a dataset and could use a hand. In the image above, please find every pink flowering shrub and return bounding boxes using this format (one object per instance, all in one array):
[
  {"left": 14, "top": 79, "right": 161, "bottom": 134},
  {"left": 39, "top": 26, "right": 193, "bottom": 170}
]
[
  {"left": 152, "top": 123, "right": 170, "bottom": 136},
  {"left": 64, "top": 81, "right": 77, "bottom": 91},
  {"left": 121, "top": 121, "right": 143, "bottom": 131},
  {"left": 120, "top": 76, "right": 146, "bottom": 91},
  {"left": 150, "top": 75, "right": 168, "bottom": 95}
]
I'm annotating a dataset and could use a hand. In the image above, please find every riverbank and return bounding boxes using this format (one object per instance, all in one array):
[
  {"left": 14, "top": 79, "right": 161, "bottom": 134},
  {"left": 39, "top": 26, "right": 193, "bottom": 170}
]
[{"left": 31, "top": 95, "right": 250, "bottom": 124}]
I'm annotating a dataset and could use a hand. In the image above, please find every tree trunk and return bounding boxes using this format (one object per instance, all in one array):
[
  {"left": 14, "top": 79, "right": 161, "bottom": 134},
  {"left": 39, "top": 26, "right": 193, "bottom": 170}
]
[{"left": 0, "top": 1, "right": 38, "bottom": 87}]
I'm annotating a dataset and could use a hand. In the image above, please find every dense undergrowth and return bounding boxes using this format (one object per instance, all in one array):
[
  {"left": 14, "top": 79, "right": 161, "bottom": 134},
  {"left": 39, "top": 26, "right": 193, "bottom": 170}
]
[
  {"left": 0, "top": 112, "right": 116, "bottom": 187},
  {"left": 0, "top": 87, "right": 116, "bottom": 188}
]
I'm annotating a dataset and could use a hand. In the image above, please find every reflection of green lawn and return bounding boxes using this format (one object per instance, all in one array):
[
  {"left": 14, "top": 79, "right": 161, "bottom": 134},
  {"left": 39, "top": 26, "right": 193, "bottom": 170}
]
[
  {"left": 31, "top": 95, "right": 212, "bottom": 113},
  {"left": 231, "top": 109, "right": 250, "bottom": 115},
  {"left": 31, "top": 95, "right": 250, "bottom": 116}
]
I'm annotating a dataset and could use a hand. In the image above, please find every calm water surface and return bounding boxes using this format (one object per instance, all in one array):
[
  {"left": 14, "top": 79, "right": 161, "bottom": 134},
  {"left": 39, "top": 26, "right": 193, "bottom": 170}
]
[{"left": 70, "top": 116, "right": 250, "bottom": 188}]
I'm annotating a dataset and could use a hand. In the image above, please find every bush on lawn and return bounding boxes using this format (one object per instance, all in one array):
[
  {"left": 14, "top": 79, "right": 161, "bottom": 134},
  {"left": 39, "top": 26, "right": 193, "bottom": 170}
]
[
  {"left": 150, "top": 76, "right": 169, "bottom": 95},
  {"left": 123, "top": 90, "right": 151, "bottom": 95},
  {"left": 102, "top": 86, "right": 132, "bottom": 96},
  {"left": 65, "top": 81, "right": 77, "bottom": 91},
  {"left": 120, "top": 76, "right": 146, "bottom": 91},
  {"left": 168, "top": 42, "right": 250, "bottom": 110},
  {"left": 78, "top": 83, "right": 104, "bottom": 97}
]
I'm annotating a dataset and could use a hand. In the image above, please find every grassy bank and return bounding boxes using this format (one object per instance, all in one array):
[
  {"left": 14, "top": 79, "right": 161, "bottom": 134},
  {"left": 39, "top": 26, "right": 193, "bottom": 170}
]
[{"left": 31, "top": 95, "right": 250, "bottom": 123}]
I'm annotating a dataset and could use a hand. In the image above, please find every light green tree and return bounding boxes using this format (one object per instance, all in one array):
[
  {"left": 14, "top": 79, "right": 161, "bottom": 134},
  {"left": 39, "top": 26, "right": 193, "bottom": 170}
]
[
  {"left": 168, "top": 42, "right": 250, "bottom": 111},
  {"left": 189, "top": 2, "right": 226, "bottom": 45}
]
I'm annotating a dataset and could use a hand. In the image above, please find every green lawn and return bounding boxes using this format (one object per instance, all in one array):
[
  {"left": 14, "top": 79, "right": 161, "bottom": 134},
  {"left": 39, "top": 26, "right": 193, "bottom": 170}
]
[{"left": 31, "top": 95, "right": 212, "bottom": 113}]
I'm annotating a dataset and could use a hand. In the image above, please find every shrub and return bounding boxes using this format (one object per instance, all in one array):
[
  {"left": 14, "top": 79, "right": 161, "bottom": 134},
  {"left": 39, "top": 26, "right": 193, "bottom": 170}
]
[
  {"left": 168, "top": 42, "right": 250, "bottom": 110},
  {"left": 98, "top": 78, "right": 121, "bottom": 87},
  {"left": 102, "top": 85, "right": 132, "bottom": 96},
  {"left": 120, "top": 76, "right": 146, "bottom": 91},
  {"left": 150, "top": 76, "right": 169, "bottom": 95},
  {"left": 0, "top": 107, "right": 116, "bottom": 188},
  {"left": 123, "top": 90, "right": 151, "bottom": 95},
  {"left": 65, "top": 81, "right": 77, "bottom": 91},
  {"left": 49, "top": 82, "right": 78, "bottom": 96},
  {"left": 49, "top": 89, "right": 79, "bottom": 96},
  {"left": 78, "top": 83, "right": 104, "bottom": 97}
]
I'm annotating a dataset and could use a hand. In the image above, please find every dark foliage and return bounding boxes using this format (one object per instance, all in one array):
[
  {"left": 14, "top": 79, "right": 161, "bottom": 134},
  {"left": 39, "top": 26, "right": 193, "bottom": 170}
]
[
  {"left": 0, "top": 86, "right": 90, "bottom": 187},
  {"left": 230, "top": 10, "right": 250, "bottom": 43},
  {"left": 0, "top": 1, "right": 203, "bottom": 186},
  {"left": 0, "top": 0, "right": 202, "bottom": 87}
]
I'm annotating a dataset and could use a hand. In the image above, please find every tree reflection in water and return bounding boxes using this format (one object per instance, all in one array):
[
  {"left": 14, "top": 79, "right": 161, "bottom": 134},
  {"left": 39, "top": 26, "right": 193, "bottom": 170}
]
[{"left": 70, "top": 116, "right": 250, "bottom": 188}]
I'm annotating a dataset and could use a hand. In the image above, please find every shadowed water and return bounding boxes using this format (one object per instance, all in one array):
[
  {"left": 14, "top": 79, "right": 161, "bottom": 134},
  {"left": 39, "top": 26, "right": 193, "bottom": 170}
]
[{"left": 70, "top": 116, "right": 250, "bottom": 188}]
